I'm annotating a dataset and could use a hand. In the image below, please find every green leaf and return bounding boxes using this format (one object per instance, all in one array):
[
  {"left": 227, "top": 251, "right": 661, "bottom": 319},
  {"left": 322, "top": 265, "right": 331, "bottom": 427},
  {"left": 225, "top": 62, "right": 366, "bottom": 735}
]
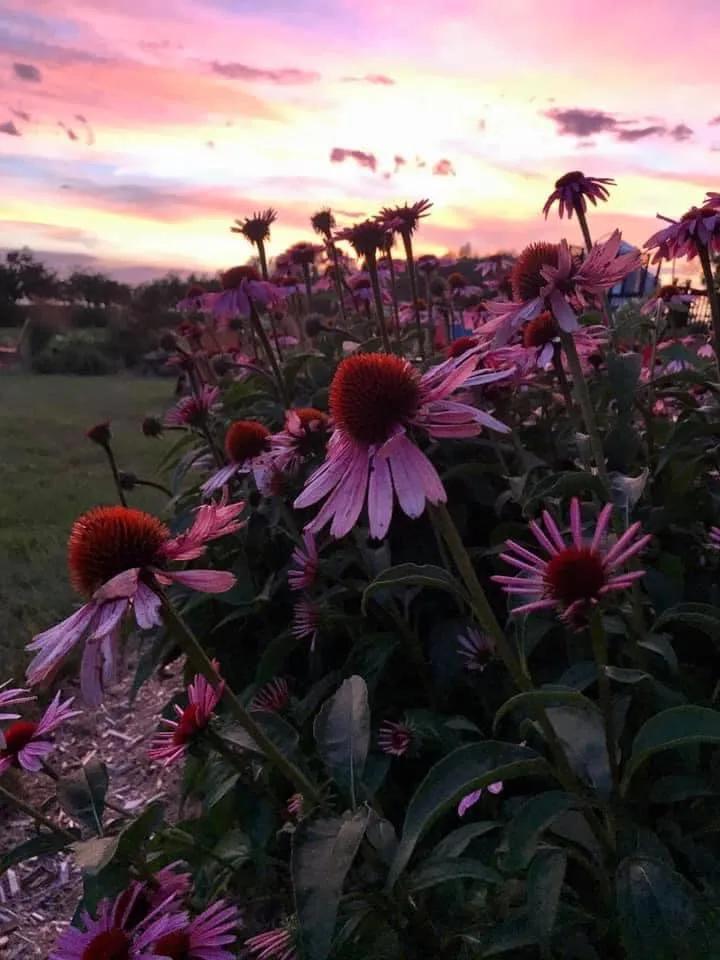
[
  {"left": 649, "top": 776, "right": 715, "bottom": 804},
  {"left": 622, "top": 706, "right": 720, "bottom": 792},
  {"left": 314, "top": 676, "right": 370, "bottom": 806},
  {"left": 493, "top": 689, "right": 601, "bottom": 734},
  {"left": 387, "top": 742, "right": 548, "bottom": 888},
  {"left": 545, "top": 705, "right": 611, "bottom": 797},
  {"left": 638, "top": 634, "right": 678, "bottom": 674},
  {"left": 292, "top": 809, "right": 370, "bottom": 960},
  {"left": 527, "top": 848, "right": 567, "bottom": 946},
  {"left": 652, "top": 603, "right": 720, "bottom": 645},
  {"left": 615, "top": 857, "right": 708, "bottom": 959},
  {"left": 156, "top": 429, "right": 197, "bottom": 474},
  {"left": 524, "top": 472, "right": 606, "bottom": 514},
  {"left": 503, "top": 791, "right": 577, "bottom": 872},
  {"left": 71, "top": 837, "right": 120, "bottom": 874},
  {"left": 407, "top": 857, "right": 501, "bottom": 892},
  {"left": 361, "top": 563, "right": 468, "bottom": 615},
  {"left": 56, "top": 760, "right": 108, "bottom": 835},
  {"left": 607, "top": 350, "right": 642, "bottom": 414},
  {"left": 429, "top": 821, "right": 500, "bottom": 861},
  {"left": 603, "top": 666, "right": 650, "bottom": 684},
  {"left": 221, "top": 712, "right": 300, "bottom": 760},
  {"left": 0, "top": 833, "right": 75, "bottom": 875}
]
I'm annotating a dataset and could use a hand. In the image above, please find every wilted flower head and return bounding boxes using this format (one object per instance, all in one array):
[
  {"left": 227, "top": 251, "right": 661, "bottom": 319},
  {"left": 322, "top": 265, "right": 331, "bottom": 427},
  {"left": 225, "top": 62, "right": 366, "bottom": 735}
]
[
  {"left": 86, "top": 421, "right": 112, "bottom": 448},
  {"left": 640, "top": 283, "right": 695, "bottom": 317},
  {"left": 142, "top": 416, "right": 164, "bottom": 438},
  {"left": 645, "top": 206, "right": 720, "bottom": 263},
  {"left": 286, "top": 242, "right": 323, "bottom": 267},
  {"left": 379, "top": 199, "right": 433, "bottom": 235},
  {"left": 149, "top": 665, "right": 224, "bottom": 766},
  {"left": 176, "top": 284, "right": 206, "bottom": 312},
  {"left": 416, "top": 254, "right": 439, "bottom": 274},
  {"left": 457, "top": 628, "right": 493, "bottom": 672},
  {"left": 27, "top": 501, "right": 242, "bottom": 704},
  {"left": 493, "top": 498, "right": 651, "bottom": 624},
  {"left": 0, "top": 692, "right": 80, "bottom": 774},
  {"left": 245, "top": 923, "right": 297, "bottom": 960},
  {"left": 288, "top": 531, "right": 319, "bottom": 591},
  {"left": 542, "top": 171, "right": 615, "bottom": 220},
  {"left": 270, "top": 408, "right": 330, "bottom": 475},
  {"left": 335, "top": 220, "right": 388, "bottom": 260},
  {"left": 232, "top": 209, "right": 278, "bottom": 245},
  {"left": 294, "top": 351, "right": 510, "bottom": 540},
  {"left": 250, "top": 678, "right": 291, "bottom": 713},
  {"left": 164, "top": 385, "right": 220, "bottom": 428},
  {"left": 292, "top": 599, "right": 320, "bottom": 650},
  {"left": 311, "top": 208, "right": 336, "bottom": 238},
  {"left": 378, "top": 720, "right": 414, "bottom": 757},
  {"left": 200, "top": 267, "right": 279, "bottom": 328}
]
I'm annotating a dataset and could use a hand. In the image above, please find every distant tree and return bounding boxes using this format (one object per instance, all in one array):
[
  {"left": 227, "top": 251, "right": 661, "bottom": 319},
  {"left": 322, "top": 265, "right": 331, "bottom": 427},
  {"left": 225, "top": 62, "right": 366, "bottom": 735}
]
[
  {"left": 66, "top": 270, "right": 132, "bottom": 308},
  {"left": 0, "top": 248, "right": 59, "bottom": 302}
]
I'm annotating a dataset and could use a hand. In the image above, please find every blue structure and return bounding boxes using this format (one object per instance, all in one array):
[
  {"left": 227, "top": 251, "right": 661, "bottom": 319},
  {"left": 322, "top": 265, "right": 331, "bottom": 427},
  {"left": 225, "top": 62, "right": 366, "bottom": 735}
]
[{"left": 608, "top": 240, "right": 658, "bottom": 305}]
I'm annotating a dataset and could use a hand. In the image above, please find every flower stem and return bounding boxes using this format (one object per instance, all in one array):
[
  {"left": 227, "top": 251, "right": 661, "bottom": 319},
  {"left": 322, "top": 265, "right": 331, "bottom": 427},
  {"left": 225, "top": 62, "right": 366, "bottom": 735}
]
[
  {"left": 133, "top": 478, "right": 173, "bottom": 499},
  {"left": 552, "top": 343, "right": 574, "bottom": 411},
  {"left": 589, "top": 610, "right": 620, "bottom": 794},
  {"left": 0, "top": 782, "right": 76, "bottom": 841},
  {"left": 401, "top": 232, "right": 424, "bottom": 358},
  {"left": 328, "top": 242, "right": 349, "bottom": 329},
  {"left": 429, "top": 503, "right": 612, "bottom": 848},
  {"left": 559, "top": 330, "right": 611, "bottom": 493},
  {"left": 155, "top": 587, "right": 321, "bottom": 803},
  {"left": 697, "top": 244, "right": 720, "bottom": 377},
  {"left": 249, "top": 300, "right": 290, "bottom": 407},
  {"left": 367, "top": 253, "right": 392, "bottom": 353},
  {"left": 257, "top": 241, "right": 269, "bottom": 281},
  {"left": 103, "top": 445, "right": 128, "bottom": 507}
]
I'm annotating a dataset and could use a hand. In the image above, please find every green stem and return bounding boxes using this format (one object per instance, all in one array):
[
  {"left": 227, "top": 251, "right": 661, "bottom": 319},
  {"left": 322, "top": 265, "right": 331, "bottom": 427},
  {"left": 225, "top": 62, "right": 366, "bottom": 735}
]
[
  {"left": 552, "top": 343, "right": 574, "bottom": 412},
  {"left": 257, "top": 241, "right": 269, "bottom": 281},
  {"left": 386, "top": 255, "right": 401, "bottom": 340},
  {"left": 401, "top": 232, "right": 424, "bottom": 358},
  {"left": 367, "top": 253, "right": 392, "bottom": 353},
  {"left": 328, "top": 243, "right": 349, "bottom": 329},
  {"left": 134, "top": 478, "right": 173, "bottom": 499},
  {"left": 104, "top": 445, "right": 128, "bottom": 507},
  {"left": 697, "top": 244, "right": 720, "bottom": 378},
  {"left": 249, "top": 300, "right": 290, "bottom": 407},
  {"left": 155, "top": 587, "right": 322, "bottom": 803},
  {"left": 559, "top": 330, "right": 611, "bottom": 493},
  {"left": 0, "top": 782, "right": 76, "bottom": 841},
  {"left": 589, "top": 610, "right": 620, "bottom": 796},
  {"left": 429, "top": 503, "right": 612, "bottom": 849}
]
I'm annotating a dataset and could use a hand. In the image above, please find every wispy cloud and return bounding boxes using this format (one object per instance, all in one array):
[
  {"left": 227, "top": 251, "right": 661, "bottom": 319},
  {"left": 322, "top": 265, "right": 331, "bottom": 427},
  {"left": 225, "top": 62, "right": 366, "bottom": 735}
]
[
  {"left": 12, "top": 62, "right": 43, "bottom": 82},
  {"left": 329, "top": 147, "right": 378, "bottom": 172},
  {"left": 210, "top": 62, "right": 320, "bottom": 84},
  {"left": 0, "top": 121, "right": 22, "bottom": 136},
  {"left": 546, "top": 107, "right": 695, "bottom": 144}
]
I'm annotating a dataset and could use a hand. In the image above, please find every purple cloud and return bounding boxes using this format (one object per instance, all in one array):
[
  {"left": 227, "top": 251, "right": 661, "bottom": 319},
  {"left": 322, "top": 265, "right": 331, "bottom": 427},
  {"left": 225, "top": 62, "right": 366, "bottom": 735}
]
[
  {"left": 10, "top": 108, "right": 30, "bottom": 122},
  {"left": 329, "top": 147, "right": 378, "bottom": 172},
  {"left": 211, "top": 62, "right": 320, "bottom": 84},
  {"left": 12, "top": 62, "right": 42, "bottom": 83},
  {"left": 669, "top": 123, "right": 693, "bottom": 142},
  {"left": 342, "top": 74, "right": 395, "bottom": 85},
  {"left": 711, "top": 116, "right": 720, "bottom": 126},
  {"left": 545, "top": 108, "right": 618, "bottom": 137},
  {"left": 616, "top": 124, "right": 666, "bottom": 142},
  {"left": 0, "top": 121, "right": 21, "bottom": 137}
]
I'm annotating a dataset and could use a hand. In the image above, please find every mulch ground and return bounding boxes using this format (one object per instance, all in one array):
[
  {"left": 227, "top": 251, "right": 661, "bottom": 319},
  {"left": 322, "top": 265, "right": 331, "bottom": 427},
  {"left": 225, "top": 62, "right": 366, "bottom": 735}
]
[{"left": 0, "top": 655, "right": 184, "bottom": 959}]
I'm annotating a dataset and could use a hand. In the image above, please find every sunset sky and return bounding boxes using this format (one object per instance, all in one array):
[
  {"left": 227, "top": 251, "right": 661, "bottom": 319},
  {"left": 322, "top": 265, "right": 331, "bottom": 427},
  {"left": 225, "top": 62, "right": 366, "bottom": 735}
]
[{"left": 1, "top": 0, "right": 719, "bottom": 281}]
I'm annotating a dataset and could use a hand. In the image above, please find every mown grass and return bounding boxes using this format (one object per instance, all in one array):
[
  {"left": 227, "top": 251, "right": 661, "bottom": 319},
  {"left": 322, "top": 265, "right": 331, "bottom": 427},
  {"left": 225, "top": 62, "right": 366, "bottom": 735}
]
[{"left": 0, "top": 374, "right": 178, "bottom": 677}]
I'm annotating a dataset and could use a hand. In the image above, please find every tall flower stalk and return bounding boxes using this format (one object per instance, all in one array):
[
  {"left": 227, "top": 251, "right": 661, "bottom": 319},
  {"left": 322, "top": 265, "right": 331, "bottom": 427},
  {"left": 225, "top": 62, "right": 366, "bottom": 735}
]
[
  {"left": 232, "top": 208, "right": 277, "bottom": 280},
  {"left": 379, "top": 201, "right": 433, "bottom": 357},
  {"left": 335, "top": 220, "right": 392, "bottom": 352}
]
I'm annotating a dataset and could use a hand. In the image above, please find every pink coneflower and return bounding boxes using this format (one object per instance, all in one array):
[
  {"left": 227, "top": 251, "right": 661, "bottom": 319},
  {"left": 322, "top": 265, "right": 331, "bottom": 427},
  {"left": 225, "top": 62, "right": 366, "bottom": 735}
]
[
  {"left": 149, "top": 666, "right": 224, "bottom": 766},
  {"left": 164, "top": 386, "right": 221, "bottom": 428},
  {"left": 457, "top": 628, "right": 493, "bottom": 672},
  {"left": 292, "top": 600, "right": 319, "bottom": 650},
  {"left": 288, "top": 532, "right": 319, "bottom": 591},
  {"left": 50, "top": 886, "right": 186, "bottom": 960},
  {"left": 378, "top": 720, "right": 413, "bottom": 757},
  {"left": 0, "top": 679, "right": 34, "bottom": 722},
  {"left": 250, "top": 678, "right": 290, "bottom": 713},
  {"left": 495, "top": 312, "right": 608, "bottom": 373},
  {"left": 245, "top": 925, "right": 297, "bottom": 960},
  {"left": 202, "top": 420, "right": 271, "bottom": 496},
  {"left": 0, "top": 692, "right": 80, "bottom": 774},
  {"left": 416, "top": 254, "right": 439, "bottom": 274},
  {"left": 271, "top": 409, "right": 330, "bottom": 476},
  {"left": 645, "top": 206, "right": 720, "bottom": 263},
  {"left": 286, "top": 242, "right": 324, "bottom": 268},
  {"left": 311, "top": 208, "right": 336, "bottom": 239},
  {"left": 486, "top": 232, "right": 640, "bottom": 344},
  {"left": 709, "top": 527, "right": 720, "bottom": 549},
  {"left": 446, "top": 336, "right": 479, "bottom": 359},
  {"left": 379, "top": 199, "right": 433, "bottom": 236},
  {"left": 458, "top": 781, "right": 503, "bottom": 817},
  {"left": 286, "top": 793, "right": 304, "bottom": 818},
  {"left": 151, "top": 900, "right": 240, "bottom": 960},
  {"left": 335, "top": 220, "right": 388, "bottom": 260},
  {"left": 115, "top": 867, "right": 192, "bottom": 928},
  {"left": 542, "top": 171, "right": 615, "bottom": 221},
  {"left": 27, "top": 501, "right": 242, "bottom": 704},
  {"left": 492, "top": 498, "right": 651, "bottom": 623},
  {"left": 293, "top": 352, "right": 510, "bottom": 540},
  {"left": 201, "top": 267, "right": 279, "bottom": 329}
]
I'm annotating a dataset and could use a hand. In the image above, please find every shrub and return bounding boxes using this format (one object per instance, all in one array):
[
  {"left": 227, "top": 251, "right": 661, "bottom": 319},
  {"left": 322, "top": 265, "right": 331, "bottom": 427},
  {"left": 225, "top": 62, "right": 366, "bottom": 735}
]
[
  {"left": 32, "top": 332, "right": 117, "bottom": 374},
  {"left": 69, "top": 304, "right": 110, "bottom": 329}
]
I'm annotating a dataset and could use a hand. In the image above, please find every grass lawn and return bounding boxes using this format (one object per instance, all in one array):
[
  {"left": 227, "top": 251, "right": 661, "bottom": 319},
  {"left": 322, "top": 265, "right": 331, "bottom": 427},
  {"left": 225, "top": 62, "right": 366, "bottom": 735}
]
[{"left": 0, "top": 374, "right": 179, "bottom": 677}]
